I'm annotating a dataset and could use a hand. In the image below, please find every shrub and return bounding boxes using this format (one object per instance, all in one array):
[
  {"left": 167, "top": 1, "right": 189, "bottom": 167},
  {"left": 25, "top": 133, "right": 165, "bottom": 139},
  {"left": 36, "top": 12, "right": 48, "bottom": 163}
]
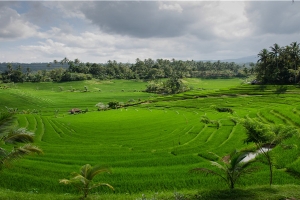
[
  {"left": 108, "top": 101, "right": 120, "bottom": 109},
  {"left": 215, "top": 107, "right": 234, "bottom": 114}
]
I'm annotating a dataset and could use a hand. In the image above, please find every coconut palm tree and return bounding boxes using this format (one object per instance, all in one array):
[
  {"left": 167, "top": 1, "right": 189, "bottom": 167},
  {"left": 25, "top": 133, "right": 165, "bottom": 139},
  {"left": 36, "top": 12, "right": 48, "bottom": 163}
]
[
  {"left": 289, "top": 42, "right": 300, "bottom": 84},
  {"left": 269, "top": 43, "right": 281, "bottom": 75},
  {"left": 0, "top": 113, "right": 43, "bottom": 170},
  {"left": 60, "top": 57, "right": 69, "bottom": 66},
  {"left": 257, "top": 48, "right": 270, "bottom": 83},
  {"left": 60, "top": 164, "right": 114, "bottom": 199},
  {"left": 191, "top": 150, "right": 256, "bottom": 189},
  {"left": 74, "top": 58, "right": 80, "bottom": 65}
]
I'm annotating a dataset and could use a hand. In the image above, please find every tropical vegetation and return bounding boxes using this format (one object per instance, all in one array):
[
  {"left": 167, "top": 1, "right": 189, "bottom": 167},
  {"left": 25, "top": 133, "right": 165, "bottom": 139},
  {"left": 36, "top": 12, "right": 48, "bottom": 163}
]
[
  {"left": 0, "top": 112, "right": 42, "bottom": 170},
  {"left": 191, "top": 150, "right": 257, "bottom": 189},
  {"left": 0, "top": 58, "right": 249, "bottom": 84},
  {"left": 59, "top": 164, "right": 114, "bottom": 199},
  {"left": 0, "top": 42, "right": 300, "bottom": 199},
  {"left": 256, "top": 42, "right": 300, "bottom": 84}
]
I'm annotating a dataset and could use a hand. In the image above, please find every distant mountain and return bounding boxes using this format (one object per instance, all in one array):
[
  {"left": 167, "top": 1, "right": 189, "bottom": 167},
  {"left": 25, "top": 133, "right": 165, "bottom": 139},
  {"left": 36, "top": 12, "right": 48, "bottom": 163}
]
[
  {"left": 220, "top": 55, "right": 258, "bottom": 64},
  {"left": 202, "top": 55, "right": 258, "bottom": 64},
  {"left": 0, "top": 62, "right": 67, "bottom": 72}
]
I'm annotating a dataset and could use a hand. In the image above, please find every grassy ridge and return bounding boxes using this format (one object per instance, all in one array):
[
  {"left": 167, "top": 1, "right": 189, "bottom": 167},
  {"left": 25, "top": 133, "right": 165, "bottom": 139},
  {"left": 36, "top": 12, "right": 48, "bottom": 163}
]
[{"left": 1, "top": 78, "right": 300, "bottom": 199}]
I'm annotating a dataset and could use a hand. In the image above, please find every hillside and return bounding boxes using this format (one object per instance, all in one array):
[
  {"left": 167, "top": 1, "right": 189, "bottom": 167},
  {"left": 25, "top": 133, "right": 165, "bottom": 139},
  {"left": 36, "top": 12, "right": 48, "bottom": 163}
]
[{"left": 0, "top": 79, "right": 300, "bottom": 199}]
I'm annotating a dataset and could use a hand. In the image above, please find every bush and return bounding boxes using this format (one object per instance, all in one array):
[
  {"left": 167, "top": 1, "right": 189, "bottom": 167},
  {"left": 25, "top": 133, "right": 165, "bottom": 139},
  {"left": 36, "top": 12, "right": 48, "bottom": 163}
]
[
  {"left": 108, "top": 101, "right": 120, "bottom": 109},
  {"left": 216, "top": 107, "right": 234, "bottom": 114}
]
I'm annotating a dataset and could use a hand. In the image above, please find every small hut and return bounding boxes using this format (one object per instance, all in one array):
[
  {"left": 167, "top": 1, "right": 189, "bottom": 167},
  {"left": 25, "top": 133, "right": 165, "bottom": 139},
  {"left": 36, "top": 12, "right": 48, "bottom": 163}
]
[{"left": 69, "top": 108, "right": 81, "bottom": 114}]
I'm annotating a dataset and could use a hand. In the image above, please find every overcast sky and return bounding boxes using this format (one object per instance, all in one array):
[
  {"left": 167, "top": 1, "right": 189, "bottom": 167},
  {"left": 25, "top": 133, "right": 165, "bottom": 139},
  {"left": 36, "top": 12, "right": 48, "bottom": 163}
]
[{"left": 0, "top": 1, "right": 299, "bottom": 63}]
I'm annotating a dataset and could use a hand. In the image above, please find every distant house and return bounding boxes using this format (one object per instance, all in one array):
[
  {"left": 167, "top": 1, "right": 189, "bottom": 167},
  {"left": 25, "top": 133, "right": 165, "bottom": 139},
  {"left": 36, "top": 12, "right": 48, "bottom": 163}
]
[
  {"left": 69, "top": 108, "right": 81, "bottom": 114},
  {"left": 251, "top": 80, "right": 261, "bottom": 85}
]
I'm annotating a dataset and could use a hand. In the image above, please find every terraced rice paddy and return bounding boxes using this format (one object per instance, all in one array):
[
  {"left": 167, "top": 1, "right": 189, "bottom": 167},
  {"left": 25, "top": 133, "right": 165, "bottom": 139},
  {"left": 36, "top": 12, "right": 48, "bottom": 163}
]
[{"left": 1, "top": 78, "right": 300, "bottom": 198}]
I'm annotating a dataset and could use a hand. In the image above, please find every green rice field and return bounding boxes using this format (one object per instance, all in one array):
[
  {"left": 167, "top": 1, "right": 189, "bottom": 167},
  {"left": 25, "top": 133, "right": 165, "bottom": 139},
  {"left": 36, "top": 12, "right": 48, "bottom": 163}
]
[{"left": 1, "top": 78, "right": 300, "bottom": 199}]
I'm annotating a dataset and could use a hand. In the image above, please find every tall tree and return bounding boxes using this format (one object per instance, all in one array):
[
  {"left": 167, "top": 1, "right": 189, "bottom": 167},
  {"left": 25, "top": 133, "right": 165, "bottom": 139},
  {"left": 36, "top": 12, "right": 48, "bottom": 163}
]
[
  {"left": 257, "top": 48, "right": 270, "bottom": 83},
  {"left": 269, "top": 43, "right": 281, "bottom": 76},
  {"left": 289, "top": 42, "right": 300, "bottom": 84},
  {"left": 60, "top": 57, "right": 69, "bottom": 65}
]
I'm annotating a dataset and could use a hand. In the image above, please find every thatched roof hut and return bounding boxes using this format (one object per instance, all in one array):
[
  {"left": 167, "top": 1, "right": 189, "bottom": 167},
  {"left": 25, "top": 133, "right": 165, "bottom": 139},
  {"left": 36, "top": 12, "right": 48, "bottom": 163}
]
[{"left": 69, "top": 108, "right": 81, "bottom": 114}]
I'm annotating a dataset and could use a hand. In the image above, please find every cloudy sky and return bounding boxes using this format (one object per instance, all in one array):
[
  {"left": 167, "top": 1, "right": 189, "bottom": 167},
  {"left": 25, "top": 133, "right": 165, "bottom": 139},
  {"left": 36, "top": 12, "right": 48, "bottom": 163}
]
[{"left": 0, "top": 1, "right": 299, "bottom": 63}]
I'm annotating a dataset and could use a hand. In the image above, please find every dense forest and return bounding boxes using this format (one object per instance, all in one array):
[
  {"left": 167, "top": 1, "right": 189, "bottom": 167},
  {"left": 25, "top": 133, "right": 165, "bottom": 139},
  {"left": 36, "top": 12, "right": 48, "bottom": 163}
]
[{"left": 0, "top": 58, "right": 249, "bottom": 83}]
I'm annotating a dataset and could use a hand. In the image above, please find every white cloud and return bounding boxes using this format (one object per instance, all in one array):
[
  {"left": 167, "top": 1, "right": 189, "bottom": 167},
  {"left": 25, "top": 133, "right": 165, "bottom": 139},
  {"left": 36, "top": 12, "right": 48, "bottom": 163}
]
[
  {"left": 0, "top": 6, "right": 38, "bottom": 40},
  {"left": 159, "top": 3, "right": 183, "bottom": 13},
  {"left": 0, "top": 1, "right": 299, "bottom": 63}
]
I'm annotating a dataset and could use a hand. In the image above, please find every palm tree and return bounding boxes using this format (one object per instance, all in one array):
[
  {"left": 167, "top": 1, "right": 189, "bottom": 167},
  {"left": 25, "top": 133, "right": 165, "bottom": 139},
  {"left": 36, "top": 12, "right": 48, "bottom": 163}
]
[
  {"left": 60, "top": 57, "right": 69, "bottom": 66},
  {"left": 0, "top": 113, "right": 43, "bottom": 170},
  {"left": 289, "top": 42, "right": 300, "bottom": 84},
  {"left": 257, "top": 48, "right": 270, "bottom": 83},
  {"left": 74, "top": 58, "right": 80, "bottom": 65},
  {"left": 269, "top": 43, "right": 281, "bottom": 74},
  {"left": 59, "top": 164, "right": 114, "bottom": 199},
  {"left": 191, "top": 150, "right": 256, "bottom": 189}
]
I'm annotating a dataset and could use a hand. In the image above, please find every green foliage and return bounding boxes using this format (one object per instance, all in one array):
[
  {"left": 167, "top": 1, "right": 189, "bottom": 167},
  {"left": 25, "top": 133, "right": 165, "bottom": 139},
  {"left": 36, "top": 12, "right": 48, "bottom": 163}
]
[
  {"left": 0, "top": 112, "right": 13, "bottom": 127},
  {"left": 1, "top": 58, "right": 246, "bottom": 83},
  {"left": 239, "top": 118, "right": 299, "bottom": 185},
  {"left": 145, "top": 77, "right": 190, "bottom": 94},
  {"left": 191, "top": 150, "right": 257, "bottom": 189},
  {"left": 256, "top": 42, "right": 300, "bottom": 84},
  {"left": 59, "top": 164, "right": 114, "bottom": 199},
  {"left": 239, "top": 118, "right": 274, "bottom": 144},
  {"left": 108, "top": 100, "right": 121, "bottom": 109},
  {"left": 164, "top": 76, "right": 190, "bottom": 94},
  {"left": 215, "top": 107, "right": 234, "bottom": 114},
  {"left": 200, "top": 116, "right": 220, "bottom": 129},
  {"left": 0, "top": 115, "right": 42, "bottom": 170},
  {"left": 239, "top": 118, "right": 299, "bottom": 146}
]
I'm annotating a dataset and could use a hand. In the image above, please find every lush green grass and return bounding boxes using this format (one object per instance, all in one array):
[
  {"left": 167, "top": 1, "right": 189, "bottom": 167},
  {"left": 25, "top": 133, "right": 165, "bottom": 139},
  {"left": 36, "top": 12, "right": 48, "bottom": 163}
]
[
  {"left": 1, "top": 78, "right": 300, "bottom": 199},
  {"left": 0, "top": 185, "right": 300, "bottom": 200}
]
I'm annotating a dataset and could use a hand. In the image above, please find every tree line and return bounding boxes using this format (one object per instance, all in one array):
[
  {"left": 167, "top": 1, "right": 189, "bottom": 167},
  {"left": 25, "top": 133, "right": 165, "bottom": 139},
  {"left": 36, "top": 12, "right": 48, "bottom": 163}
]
[
  {"left": 255, "top": 42, "right": 300, "bottom": 84},
  {"left": 0, "top": 58, "right": 249, "bottom": 83}
]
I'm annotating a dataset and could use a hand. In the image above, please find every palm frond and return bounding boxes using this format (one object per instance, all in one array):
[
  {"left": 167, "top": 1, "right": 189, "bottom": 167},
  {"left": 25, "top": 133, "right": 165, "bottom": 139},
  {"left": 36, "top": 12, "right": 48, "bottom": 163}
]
[
  {"left": 0, "top": 147, "right": 8, "bottom": 157},
  {"left": 230, "top": 152, "right": 247, "bottom": 167},
  {"left": 190, "top": 167, "right": 227, "bottom": 183},
  {"left": 90, "top": 182, "right": 114, "bottom": 191},
  {"left": 210, "top": 161, "right": 226, "bottom": 171},
  {"left": 87, "top": 165, "right": 111, "bottom": 180},
  {"left": 0, "top": 112, "right": 13, "bottom": 127},
  {"left": 208, "top": 152, "right": 222, "bottom": 160},
  {"left": 3, "top": 144, "right": 42, "bottom": 164},
  {"left": 80, "top": 164, "right": 92, "bottom": 179},
  {"left": 59, "top": 179, "right": 72, "bottom": 184},
  {"left": 73, "top": 174, "right": 88, "bottom": 185},
  {"left": 16, "top": 144, "right": 43, "bottom": 154},
  {"left": 4, "top": 128, "right": 35, "bottom": 144}
]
